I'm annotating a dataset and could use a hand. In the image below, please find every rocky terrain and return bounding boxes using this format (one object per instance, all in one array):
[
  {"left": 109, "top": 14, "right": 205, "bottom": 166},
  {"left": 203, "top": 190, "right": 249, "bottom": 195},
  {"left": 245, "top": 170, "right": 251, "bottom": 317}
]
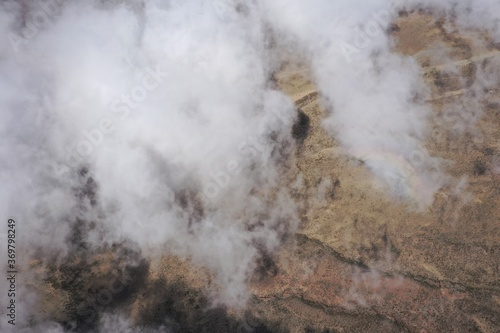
[{"left": 25, "top": 11, "right": 500, "bottom": 333}]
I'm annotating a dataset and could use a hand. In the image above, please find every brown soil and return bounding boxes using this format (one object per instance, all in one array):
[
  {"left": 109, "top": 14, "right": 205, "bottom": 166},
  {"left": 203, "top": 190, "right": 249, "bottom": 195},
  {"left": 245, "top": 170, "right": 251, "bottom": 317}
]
[{"left": 30, "top": 12, "right": 500, "bottom": 333}]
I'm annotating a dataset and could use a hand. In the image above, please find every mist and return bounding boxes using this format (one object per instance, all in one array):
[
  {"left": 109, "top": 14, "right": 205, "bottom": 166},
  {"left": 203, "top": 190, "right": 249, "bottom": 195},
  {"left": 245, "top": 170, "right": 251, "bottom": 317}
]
[{"left": 0, "top": 0, "right": 497, "bottom": 332}]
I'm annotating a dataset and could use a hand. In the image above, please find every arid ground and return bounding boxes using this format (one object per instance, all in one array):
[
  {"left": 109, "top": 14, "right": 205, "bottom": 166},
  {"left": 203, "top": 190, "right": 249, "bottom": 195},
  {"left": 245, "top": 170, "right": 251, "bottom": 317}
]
[{"left": 29, "top": 11, "right": 500, "bottom": 333}]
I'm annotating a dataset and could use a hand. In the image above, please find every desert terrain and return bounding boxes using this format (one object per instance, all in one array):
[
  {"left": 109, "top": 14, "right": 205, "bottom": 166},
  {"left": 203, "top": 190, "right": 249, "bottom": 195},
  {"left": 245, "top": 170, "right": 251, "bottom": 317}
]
[{"left": 23, "top": 10, "right": 500, "bottom": 333}]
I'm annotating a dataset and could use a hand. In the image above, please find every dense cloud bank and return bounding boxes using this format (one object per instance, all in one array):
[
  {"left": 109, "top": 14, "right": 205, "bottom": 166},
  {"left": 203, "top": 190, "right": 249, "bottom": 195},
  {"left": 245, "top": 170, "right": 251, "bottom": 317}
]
[{"left": 0, "top": 0, "right": 497, "bottom": 331}]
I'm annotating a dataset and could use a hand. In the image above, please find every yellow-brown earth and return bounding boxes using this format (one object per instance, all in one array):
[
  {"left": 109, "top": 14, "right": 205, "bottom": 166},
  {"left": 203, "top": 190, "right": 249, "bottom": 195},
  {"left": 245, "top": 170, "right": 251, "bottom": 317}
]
[{"left": 33, "top": 12, "right": 500, "bottom": 333}]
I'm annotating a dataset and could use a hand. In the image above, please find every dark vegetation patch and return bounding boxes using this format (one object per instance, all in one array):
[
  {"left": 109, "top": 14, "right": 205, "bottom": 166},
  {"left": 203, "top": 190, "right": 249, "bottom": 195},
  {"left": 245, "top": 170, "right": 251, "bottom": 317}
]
[
  {"left": 135, "top": 278, "right": 275, "bottom": 333},
  {"left": 292, "top": 109, "right": 310, "bottom": 144},
  {"left": 38, "top": 167, "right": 278, "bottom": 332},
  {"left": 473, "top": 158, "right": 487, "bottom": 176}
]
